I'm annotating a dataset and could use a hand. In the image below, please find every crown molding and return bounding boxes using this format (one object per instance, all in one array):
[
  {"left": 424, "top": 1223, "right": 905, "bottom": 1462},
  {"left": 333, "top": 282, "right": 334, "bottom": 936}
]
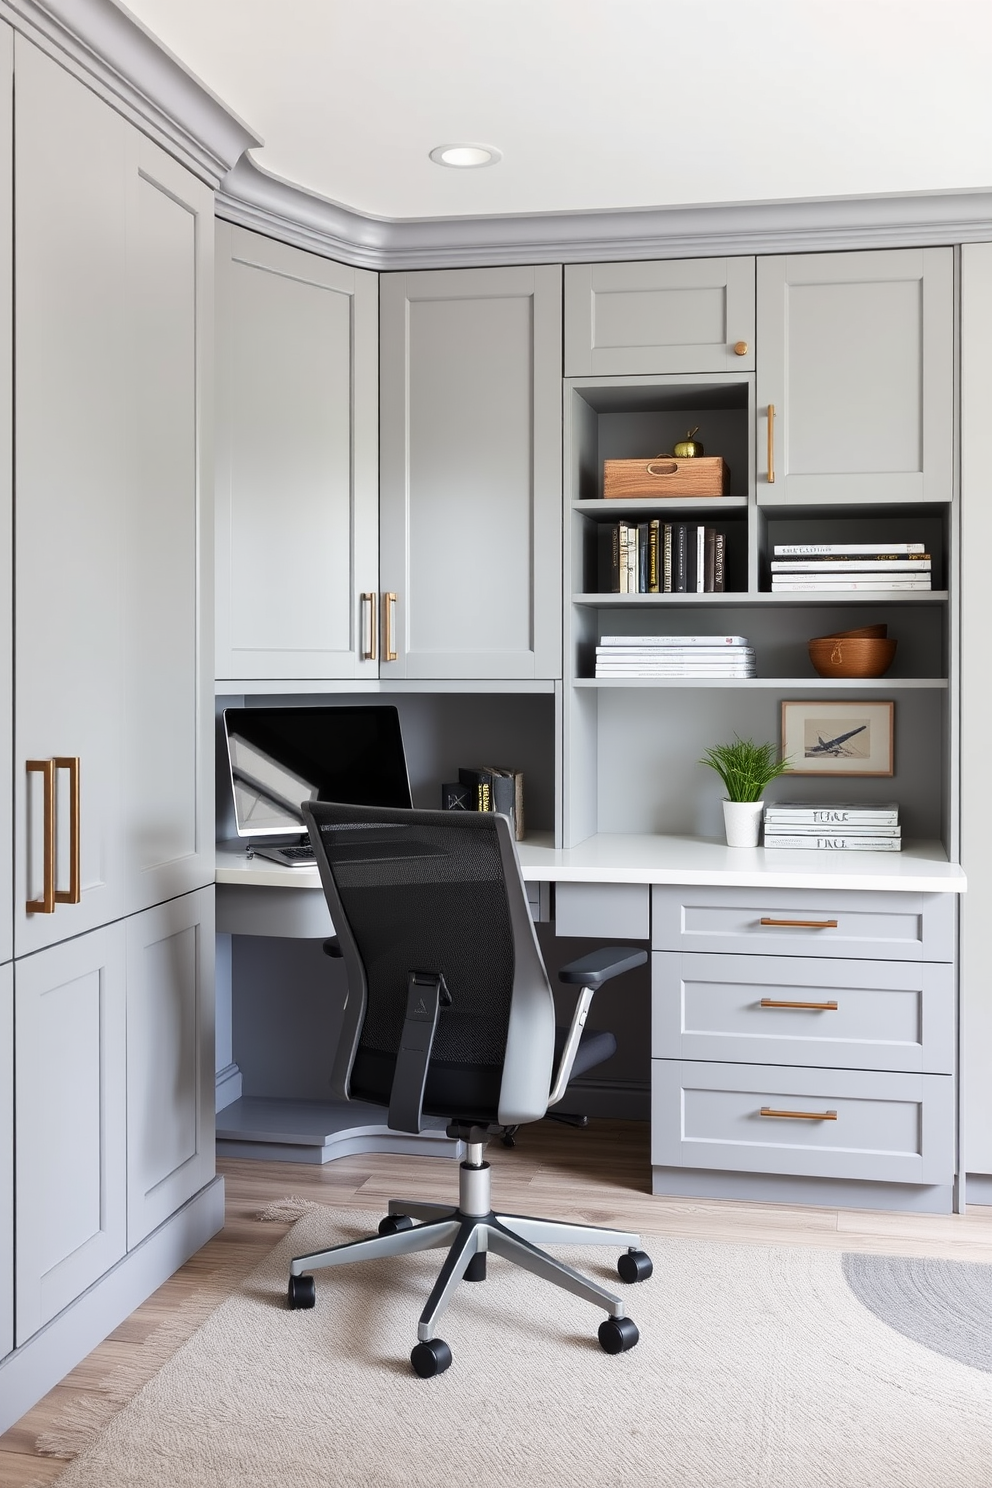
[
  {"left": 0, "top": 0, "right": 260, "bottom": 184},
  {"left": 218, "top": 156, "right": 992, "bottom": 272}
]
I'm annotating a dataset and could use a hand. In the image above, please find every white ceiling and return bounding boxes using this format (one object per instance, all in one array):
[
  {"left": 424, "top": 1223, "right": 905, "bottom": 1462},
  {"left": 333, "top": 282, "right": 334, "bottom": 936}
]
[{"left": 121, "top": 0, "right": 992, "bottom": 223}]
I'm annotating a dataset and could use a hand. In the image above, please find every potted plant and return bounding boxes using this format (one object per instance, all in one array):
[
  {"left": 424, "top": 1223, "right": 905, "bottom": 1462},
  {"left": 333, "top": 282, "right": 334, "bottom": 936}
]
[{"left": 698, "top": 735, "right": 792, "bottom": 847}]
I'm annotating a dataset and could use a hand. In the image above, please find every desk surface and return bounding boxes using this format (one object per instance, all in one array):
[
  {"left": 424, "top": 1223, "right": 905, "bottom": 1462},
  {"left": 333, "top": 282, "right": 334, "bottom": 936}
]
[{"left": 216, "top": 834, "right": 966, "bottom": 895}]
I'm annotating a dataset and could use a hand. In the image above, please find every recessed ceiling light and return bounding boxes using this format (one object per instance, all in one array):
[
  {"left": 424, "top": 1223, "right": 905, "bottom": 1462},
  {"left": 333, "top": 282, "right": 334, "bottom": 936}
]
[{"left": 429, "top": 144, "right": 502, "bottom": 169}]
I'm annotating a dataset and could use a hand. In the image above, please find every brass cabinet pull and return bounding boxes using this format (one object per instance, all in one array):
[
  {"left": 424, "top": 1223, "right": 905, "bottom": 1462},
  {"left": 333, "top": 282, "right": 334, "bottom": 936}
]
[
  {"left": 361, "top": 591, "right": 377, "bottom": 661},
  {"left": 26, "top": 759, "right": 56, "bottom": 913},
  {"left": 767, "top": 403, "right": 775, "bottom": 483},
  {"left": 759, "top": 917, "right": 838, "bottom": 929},
  {"left": 759, "top": 1107, "right": 837, "bottom": 1121},
  {"left": 759, "top": 998, "right": 838, "bottom": 1011},
  {"left": 733, "top": 340, "right": 749, "bottom": 356},
  {"left": 53, "top": 756, "right": 81, "bottom": 905},
  {"left": 383, "top": 592, "right": 398, "bottom": 662}
]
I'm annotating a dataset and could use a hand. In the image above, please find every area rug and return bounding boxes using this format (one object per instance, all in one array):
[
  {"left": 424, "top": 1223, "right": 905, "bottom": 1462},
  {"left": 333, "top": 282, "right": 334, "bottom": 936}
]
[{"left": 29, "top": 1207, "right": 992, "bottom": 1488}]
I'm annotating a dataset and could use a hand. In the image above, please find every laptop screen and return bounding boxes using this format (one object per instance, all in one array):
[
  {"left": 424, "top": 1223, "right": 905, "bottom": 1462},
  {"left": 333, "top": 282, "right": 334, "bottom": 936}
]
[{"left": 223, "top": 705, "right": 413, "bottom": 839}]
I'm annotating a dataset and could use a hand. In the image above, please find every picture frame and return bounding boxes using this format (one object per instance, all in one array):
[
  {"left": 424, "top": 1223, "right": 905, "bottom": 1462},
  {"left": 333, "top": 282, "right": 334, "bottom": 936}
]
[{"left": 781, "top": 700, "right": 894, "bottom": 777}]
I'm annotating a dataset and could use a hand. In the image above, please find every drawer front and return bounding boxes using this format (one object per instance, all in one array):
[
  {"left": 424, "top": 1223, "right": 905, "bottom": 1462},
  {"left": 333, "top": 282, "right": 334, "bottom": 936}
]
[
  {"left": 652, "top": 952, "right": 955, "bottom": 1073},
  {"left": 652, "top": 1060, "right": 953, "bottom": 1185},
  {"left": 555, "top": 882, "right": 649, "bottom": 940},
  {"left": 651, "top": 886, "right": 955, "bottom": 962}
]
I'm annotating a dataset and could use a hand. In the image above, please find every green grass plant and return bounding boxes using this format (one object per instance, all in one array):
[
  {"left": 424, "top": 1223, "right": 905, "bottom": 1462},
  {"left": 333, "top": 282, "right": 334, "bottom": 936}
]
[{"left": 698, "top": 735, "right": 792, "bottom": 802}]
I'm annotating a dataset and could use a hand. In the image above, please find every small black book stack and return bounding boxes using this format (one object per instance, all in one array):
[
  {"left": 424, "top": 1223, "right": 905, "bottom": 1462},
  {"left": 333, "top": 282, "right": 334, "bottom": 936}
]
[
  {"left": 441, "top": 766, "right": 524, "bottom": 839},
  {"left": 762, "top": 800, "right": 902, "bottom": 851},
  {"left": 597, "top": 521, "right": 726, "bottom": 594}
]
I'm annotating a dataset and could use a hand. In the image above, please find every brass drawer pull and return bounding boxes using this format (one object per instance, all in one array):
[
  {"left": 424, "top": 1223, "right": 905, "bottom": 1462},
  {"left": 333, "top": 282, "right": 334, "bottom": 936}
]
[
  {"left": 759, "top": 917, "right": 838, "bottom": 929},
  {"left": 361, "top": 591, "right": 377, "bottom": 661},
  {"left": 54, "top": 756, "right": 81, "bottom": 905},
  {"left": 26, "top": 758, "right": 55, "bottom": 913},
  {"left": 767, "top": 403, "right": 775, "bottom": 483},
  {"left": 759, "top": 1107, "right": 837, "bottom": 1121},
  {"left": 383, "top": 592, "right": 398, "bottom": 662},
  {"left": 759, "top": 998, "right": 838, "bottom": 1011}
]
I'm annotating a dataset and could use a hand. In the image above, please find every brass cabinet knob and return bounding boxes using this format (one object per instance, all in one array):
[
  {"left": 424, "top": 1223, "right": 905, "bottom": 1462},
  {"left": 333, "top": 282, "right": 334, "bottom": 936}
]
[{"left": 733, "top": 340, "right": 749, "bottom": 356}]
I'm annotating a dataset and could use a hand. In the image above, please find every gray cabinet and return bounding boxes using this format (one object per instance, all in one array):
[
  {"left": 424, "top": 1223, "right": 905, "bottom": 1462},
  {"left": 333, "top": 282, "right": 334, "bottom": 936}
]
[
  {"left": 379, "top": 265, "right": 563, "bottom": 680},
  {"left": 565, "top": 257, "right": 755, "bottom": 376},
  {"left": 215, "top": 226, "right": 379, "bottom": 682},
  {"left": 0, "top": 963, "right": 10, "bottom": 1363},
  {"left": 756, "top": 247, "right": 954, "bottom": 505},
  {"left": 650, "top": 885, "right": 956, "bottom": 1200}
]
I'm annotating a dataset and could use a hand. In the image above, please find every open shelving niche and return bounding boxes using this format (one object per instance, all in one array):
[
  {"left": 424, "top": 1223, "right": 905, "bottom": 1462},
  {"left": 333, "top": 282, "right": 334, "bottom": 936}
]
[{"left": 563, "top": 375, "right": 956, "bottom": 859}]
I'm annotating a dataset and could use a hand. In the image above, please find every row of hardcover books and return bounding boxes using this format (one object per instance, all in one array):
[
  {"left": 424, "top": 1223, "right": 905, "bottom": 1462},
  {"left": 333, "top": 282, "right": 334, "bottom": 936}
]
[
  {"left": 441, "top": 766, "right": 524, "bottom": 839},
  {"left": 762, "top": 800, "right": 901, "bottom": 851},
  {"left": 595, "top": 633, "right": 754, "bottom": 678},
  {"left": 598, "top": 521, "right": 726, "bottom": 594},
  {"left": 770, "top": 542, "right": 932, "bottom": 593}
]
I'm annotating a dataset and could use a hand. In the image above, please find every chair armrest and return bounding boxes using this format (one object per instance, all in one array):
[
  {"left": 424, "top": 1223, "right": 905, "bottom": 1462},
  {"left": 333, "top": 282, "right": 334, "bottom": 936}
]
[
  {"left": 548, "top": 946, "right": 647, "bottom": 1107},
  {"left": 557, "top": 946, "right": 647, "bottom": 987},
  {"left": 322, "top": 937, "right": 342, "bottom": 958}
]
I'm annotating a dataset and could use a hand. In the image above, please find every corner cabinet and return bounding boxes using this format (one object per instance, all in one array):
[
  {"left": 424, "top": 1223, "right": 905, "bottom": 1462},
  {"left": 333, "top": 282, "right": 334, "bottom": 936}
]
[
  {"left": 214, "top": 225, "right": 380, "bottom": 683},
  {"left": 379, "top": 265, "right": 563, "bottom": 680}
]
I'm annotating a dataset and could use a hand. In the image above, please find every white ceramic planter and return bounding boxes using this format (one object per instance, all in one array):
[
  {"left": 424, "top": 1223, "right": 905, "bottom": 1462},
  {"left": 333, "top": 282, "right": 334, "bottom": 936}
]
[{"left": 722, "top": 799, "right": 764, "bottom": 848}]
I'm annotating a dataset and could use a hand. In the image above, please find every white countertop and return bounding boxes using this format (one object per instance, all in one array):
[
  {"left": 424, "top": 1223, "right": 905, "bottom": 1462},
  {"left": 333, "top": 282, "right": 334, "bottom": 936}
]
[{"left": 217, "top": 835, "right": 966, "bottom": 895}]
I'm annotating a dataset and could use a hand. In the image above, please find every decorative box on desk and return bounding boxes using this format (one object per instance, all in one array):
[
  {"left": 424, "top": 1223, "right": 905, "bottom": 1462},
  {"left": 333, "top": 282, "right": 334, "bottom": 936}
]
[{"left": 603, "top": 456, "right": 729, "bottom": 499}]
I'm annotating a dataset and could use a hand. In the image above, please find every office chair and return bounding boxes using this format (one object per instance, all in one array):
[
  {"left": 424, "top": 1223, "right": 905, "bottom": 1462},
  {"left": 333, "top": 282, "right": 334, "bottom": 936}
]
[{"left": 287, "top": 801, "right": 652, "bottom": 1377}]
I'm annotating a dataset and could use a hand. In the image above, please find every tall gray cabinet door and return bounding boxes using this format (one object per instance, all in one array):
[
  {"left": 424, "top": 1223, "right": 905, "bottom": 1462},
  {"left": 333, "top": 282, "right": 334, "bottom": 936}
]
[
  {"left": 15, "top": 925, "right": 127, "bottom": 1346},
  {"left": 756, "top": 247, "right": 953, "bottom": 505},
  {"left": 379, "top": 265, "right": 562, "bottom": 680},
  {"left": 565, "top": 257, "right": 755, "bottom": 375},
  {"left": 0, "top": 964, "right": 11, "bottom": 1363},
  {"left": 126, "top": 889, "right": 215, "bottom": 1247},
  {"left": 124, "top": 135, "right": 215, "bottom": 914},
  {"left": 13, "top": 39, "right": 128, "bottom": 956},
  {"left": 215, "top": 225, "right": 379, "bottom": 682},
  {"left": 0, "top": 20, "right": 9, "bottom": 972}
]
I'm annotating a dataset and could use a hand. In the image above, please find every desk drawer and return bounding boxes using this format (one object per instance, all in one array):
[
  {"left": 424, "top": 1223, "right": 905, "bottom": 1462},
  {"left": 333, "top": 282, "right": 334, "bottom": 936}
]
[
  {"left": 651, "top": 886, "right": 954, "bottom": 962},
  {"left": 651, "top": 1060, "right": 954, "bottom": 1185},
  {"left": 652, "top": 952, "right": 954, "bottom": 1073}
]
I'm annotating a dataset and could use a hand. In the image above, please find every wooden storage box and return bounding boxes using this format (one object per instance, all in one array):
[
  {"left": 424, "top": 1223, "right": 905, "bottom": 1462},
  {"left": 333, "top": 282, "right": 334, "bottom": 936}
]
[{"left": 603, "top": 455, "right": 729, "bottom": 499}]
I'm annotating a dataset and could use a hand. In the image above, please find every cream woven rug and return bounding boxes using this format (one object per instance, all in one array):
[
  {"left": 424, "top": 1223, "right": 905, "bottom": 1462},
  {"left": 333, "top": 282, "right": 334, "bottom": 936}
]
[{"left": 30, "top": 1206, "right": 992, "bottom": 1488}]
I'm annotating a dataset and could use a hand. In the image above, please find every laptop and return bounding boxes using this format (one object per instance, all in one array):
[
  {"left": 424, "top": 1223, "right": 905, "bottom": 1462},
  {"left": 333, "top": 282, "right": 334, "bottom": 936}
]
[{"left": 223, "top": 704, "right": 413, "bottom": 867}]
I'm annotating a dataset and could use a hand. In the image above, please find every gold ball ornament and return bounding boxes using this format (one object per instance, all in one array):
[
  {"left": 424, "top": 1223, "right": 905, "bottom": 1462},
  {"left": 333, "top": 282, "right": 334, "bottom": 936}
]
[{"left": 673, "top": 426, "right": 703, "bottom": 458}]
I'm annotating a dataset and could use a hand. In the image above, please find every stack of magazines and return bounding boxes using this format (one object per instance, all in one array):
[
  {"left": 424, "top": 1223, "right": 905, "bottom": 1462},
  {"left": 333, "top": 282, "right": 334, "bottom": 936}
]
[
  {"left": 763, "top": 801, "right": 901, "bottom": 851},
  {"left": 595, "top": 634, "right": 755, "bottom": 678},
  {"left": 770, "top": 542, "right": 932, "bottom": 592}
]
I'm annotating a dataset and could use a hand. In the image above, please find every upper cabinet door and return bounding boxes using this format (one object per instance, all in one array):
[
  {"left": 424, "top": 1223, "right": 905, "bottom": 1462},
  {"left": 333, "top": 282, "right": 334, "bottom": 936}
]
[
  {"left": 0, "top": 21, "right": 10, "bottom": 972},
  {"left": 756, "top": 248, "right": 954, "bottom": 505},
  {"left": 564, "top": 257, "right": 755, "bottom": 376},
  {"left": 379, "top": 265, "right": 562, "bottom": 680},
  {"left": 215, "top": 225, "right": 379, "bottom": 682}
]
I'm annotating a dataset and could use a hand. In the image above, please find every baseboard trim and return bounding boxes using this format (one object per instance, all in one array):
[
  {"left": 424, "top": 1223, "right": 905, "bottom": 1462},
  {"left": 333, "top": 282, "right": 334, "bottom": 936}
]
[{"left": 0, "top": 1176, "right": 225, "bottom": 1436}]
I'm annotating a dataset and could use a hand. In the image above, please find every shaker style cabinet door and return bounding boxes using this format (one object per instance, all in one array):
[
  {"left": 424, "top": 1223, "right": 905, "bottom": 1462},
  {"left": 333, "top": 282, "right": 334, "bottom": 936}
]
[
  {"left": 0, "top": 964, "right": 11, "bottom": 1363},
  {"left": 757, "top": 247, "right": 954, "bottom": 505},
  {"left": 0, "top": 22, "right": 9, "bottom": 972},
  {"left": 15, "top": 925, "right": 127, "bottom": 1346},
  {"left": 126, "top": 889, "right": 215, "bottom": 1247},
  {"left": 215, "top": 224, "right": 379, "bottom": 682},
  {"left": 379, "top": 265, "right": 562, "bottom": 680},
  {"left": 565, "top": 257, "right": 755, "bottom": 376}
]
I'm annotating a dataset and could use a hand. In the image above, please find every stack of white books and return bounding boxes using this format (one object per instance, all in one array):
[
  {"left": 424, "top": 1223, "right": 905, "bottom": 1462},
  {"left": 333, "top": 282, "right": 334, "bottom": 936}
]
[
  {"left": 594, "top": 634, "right": 755, "bottom": 678},
  {"left": 763, "top": 801, "right": 902, "bottom": 851},
  {"left": 770, "top": 542, "right": 932, "bottom": 593}
]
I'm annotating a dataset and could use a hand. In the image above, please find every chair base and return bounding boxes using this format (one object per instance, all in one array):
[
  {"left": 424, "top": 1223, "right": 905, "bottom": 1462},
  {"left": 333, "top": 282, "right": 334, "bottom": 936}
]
[{"left": 288, "top": 1152, "right": 651, "bottom": 1372}]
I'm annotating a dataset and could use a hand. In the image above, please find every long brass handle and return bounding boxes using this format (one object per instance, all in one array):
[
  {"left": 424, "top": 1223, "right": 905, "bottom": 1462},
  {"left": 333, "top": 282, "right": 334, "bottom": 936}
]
[
  {"left": 767, "top": 403, "right": 775, "bottom": 483},
  {"left": 384, "top": 592, "right": 398, "bottom": 662},
  {"left": 361, "top": 591, "right": 377, "bottom": 661},
  {"left": 54, "top": 756, "right": 81, "bottom": 905},
  {"left": 759, "top": 1107, "right": 837, "bottom": 1121},
  {"left": 26, "top": 759, "right": 55, "bottom": 914},
  {"left": 759, "top": 998, "right": 838, "bottom": 1011},
  {"left": 759, "top": 917, "right": 838, "bottom": 929}
]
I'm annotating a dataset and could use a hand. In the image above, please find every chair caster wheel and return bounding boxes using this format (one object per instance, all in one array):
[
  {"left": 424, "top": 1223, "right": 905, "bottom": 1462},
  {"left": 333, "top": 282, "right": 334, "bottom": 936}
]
[
  {"left": 378, "top": 1214, "right": 415, "bottom": 1236},
  {"left": 598, "top": 1315, "right": 639, "bottom": 1354},
  {"left": 411, "top": 1338, "right": 453, "bottom": 1378},
  {"left": 617, "top": 1248, "right": 653, "bottom": 1284},
  {"left": 287, "top": 1274, "right": 316, "bottom": 1309}
]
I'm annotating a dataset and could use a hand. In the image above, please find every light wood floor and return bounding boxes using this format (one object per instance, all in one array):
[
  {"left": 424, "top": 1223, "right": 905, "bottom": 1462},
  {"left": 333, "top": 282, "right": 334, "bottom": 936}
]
[{"left": 4, "top": 1117, "right": 992, "bottom": 1485}]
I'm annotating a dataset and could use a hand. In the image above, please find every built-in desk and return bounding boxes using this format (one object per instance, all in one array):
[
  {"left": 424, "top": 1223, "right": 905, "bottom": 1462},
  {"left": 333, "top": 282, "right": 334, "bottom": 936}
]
[{"left": 215, "top": 837, "right": 966, "bottom": 1204}]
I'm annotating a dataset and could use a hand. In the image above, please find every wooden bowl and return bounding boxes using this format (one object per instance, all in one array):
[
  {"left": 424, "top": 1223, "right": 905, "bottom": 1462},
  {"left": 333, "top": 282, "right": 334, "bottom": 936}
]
[
  {"left": 808, "top": 635, "right": 896, "bottom": 678},
  {"left": 819, "top": 624, "right": 888, "bottom": 641}
]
